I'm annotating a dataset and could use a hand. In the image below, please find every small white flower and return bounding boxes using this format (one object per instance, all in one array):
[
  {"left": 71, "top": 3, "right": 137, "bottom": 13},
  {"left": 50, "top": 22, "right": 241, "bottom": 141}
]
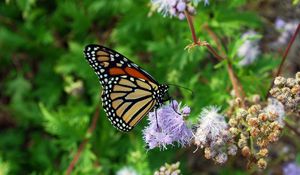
[
  {"left": 116, "top": 167, "right": 139, "bottom": 175},
  {"left": 194, "top": 106, "right": 228, "bottom": 147},
  {"left": 237, "top": 30, "right": 261, "bottom": 66},
  {"left": 214, "top": 152, "right": 228, "bottom": 164},
  {"left": 264, "top": 98, "right": 285, "bottom": 126}
]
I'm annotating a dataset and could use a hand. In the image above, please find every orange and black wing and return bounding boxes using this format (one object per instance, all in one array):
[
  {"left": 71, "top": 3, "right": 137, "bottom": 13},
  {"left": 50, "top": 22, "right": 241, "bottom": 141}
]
[
  {"left": 84, "top": 44, "right": 159, "bottom": 131},
  {"left": 84, "top": 44, "right": 158, "bottom": 86}
]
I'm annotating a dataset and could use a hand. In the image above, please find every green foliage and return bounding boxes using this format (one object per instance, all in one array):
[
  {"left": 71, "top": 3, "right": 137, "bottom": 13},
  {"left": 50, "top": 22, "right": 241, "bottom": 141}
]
[{"left": 0, "top": 0, "right": 285, "bottom": 174}]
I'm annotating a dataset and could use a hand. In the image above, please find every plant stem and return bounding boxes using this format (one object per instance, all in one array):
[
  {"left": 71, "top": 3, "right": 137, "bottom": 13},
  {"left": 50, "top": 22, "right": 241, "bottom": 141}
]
[
  {"left": 184, "top": 11, "right": 198, "bottom": 44},
  {"left": 266, "top": 24, "right": 300, "bottom": 98},
  {"left": 184, "top": 11, "right": 246, "bottom": 107},
  {"left": 66, "top": 105, "right": 100, "bottom": 175},
  {"left": 285, "top": 120, "right": 300, "bottom": 138}
]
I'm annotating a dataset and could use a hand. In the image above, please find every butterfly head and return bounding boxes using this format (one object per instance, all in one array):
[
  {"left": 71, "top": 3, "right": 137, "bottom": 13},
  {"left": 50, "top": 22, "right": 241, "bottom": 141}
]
[{"left": 154, "top": 84, "right": 169, "bottom": 108}]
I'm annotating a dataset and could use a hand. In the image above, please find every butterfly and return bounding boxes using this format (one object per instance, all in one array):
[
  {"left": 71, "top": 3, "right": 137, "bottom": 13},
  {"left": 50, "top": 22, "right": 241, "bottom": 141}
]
[{"left": 84, "top": 44, "right": 169, "bottom": 132}]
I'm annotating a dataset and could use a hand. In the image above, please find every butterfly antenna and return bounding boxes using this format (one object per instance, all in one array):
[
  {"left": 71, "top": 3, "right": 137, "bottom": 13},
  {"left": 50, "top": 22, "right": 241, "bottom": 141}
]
[{"left": 167, "top": 83, "right": 194, "bottom": 96}]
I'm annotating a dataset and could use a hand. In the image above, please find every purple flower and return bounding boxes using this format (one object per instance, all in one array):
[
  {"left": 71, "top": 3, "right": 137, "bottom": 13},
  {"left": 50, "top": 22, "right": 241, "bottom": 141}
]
[
  {"left": 143, "top": 100, "right": 193, "bottom": 150},
  {"left": 275, "top": 18, "right": 286, "bottom": 30},
  {"left": 270, "top": 18, "right": 299, "bottom": 49},
  {"left": 283, "top": 162, "right": 300, "bottom": 175},
  {"left": 176, "top": 1, "right": 186, "bottom": 12},
  {"left": 237, "top": 30, "right": 261, "bottom": 66},
  {"left": 150, "top": 0, "right": 196, "bottom": 20}
]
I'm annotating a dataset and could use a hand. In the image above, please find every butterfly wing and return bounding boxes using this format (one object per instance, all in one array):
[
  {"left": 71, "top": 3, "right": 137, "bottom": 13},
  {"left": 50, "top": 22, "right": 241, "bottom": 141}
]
[
  {"left": 84, "top": 44, "right": 158, "bottom": 86},
  {"left": 84, "top": 44, "right": 159, "bottom": 131},
  {"left": 102, "top": 76, "right": 157, "bottom": 131}
]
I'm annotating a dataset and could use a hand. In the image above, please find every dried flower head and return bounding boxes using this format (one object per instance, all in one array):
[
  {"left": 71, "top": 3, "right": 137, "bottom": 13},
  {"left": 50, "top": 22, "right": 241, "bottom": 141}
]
[
  {"left": 143, "top": 100, "right": 193, "bottom": 149},
  {"left": 227, "top": 95, "right": 285, "bottom": 169},
  {"left": 194, "top": 106, "right": 236, "bottom": 164},
  {"left": 269, "top": 72, "right": 300, "bottom": 112},
  {"left": 154, "top": 162, "right": 181, "bottom": 175}
]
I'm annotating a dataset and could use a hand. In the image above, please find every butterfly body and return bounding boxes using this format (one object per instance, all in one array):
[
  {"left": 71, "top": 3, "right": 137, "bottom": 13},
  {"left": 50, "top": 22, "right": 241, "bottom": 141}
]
[{"left": 84, "top": 44, "right": 168, "bottom": 132}]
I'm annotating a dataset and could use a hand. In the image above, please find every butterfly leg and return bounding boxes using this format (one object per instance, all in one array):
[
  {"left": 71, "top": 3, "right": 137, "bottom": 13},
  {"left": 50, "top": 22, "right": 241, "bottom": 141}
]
[{"left": 155, "top": 109, "right": 161, "bottom": 131}]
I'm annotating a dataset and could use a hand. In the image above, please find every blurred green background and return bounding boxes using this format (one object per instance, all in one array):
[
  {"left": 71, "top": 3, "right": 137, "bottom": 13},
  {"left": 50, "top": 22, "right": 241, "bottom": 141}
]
[{"left": 0, "top": 0, "right": 299, "bottom": 174}]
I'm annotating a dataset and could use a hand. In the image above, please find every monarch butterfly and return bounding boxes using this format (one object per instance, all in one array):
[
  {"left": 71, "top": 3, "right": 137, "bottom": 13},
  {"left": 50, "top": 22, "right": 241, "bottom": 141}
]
[{"left": 84, "top": 44, "right": 169, "bottom": 132}]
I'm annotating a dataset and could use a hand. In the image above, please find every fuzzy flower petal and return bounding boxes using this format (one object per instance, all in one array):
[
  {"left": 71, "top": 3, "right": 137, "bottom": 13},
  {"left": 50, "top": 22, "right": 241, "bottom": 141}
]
[
  {"left": 194, "top": 106, "right": 228, "bottom": 147},
  {"left": 116, "top": 167, "right": 139, "bottom": 175},
  {"left": 143, "top": 100, "right": 193, "bottom": 150},
  {"left": 264, "top": 98, "right": 285, "bottom": 126},
  {"left": 194, "top": 106, "right": 235, "bottom": 164},
  {"left": 237, "top": 30, "right": 261, "bottom": 66}
]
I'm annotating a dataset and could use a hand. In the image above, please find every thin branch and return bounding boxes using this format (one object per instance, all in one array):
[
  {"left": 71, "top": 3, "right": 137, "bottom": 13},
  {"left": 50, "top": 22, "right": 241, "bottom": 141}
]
[
  {"left": 266, "top": 24, "right": 300, "bottom": 98},
  {"left": 66, "top": 105, "right": 100, "bottom": 175},
  {"left": 285, "top": 120, "right": 300, "bottom": 138},
  {"left": 184, "top": 12, "right": 246, "bottom": 107}
]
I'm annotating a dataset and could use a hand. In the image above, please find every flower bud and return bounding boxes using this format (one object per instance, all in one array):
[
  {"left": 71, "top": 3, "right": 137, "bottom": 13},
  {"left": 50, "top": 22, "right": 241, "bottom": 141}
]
[
  {"left": 258, "top": 113, "right": 268, "bottom": 122},
  {"left": 238, "top": 138, "right": 247, "bottom": 148},
  {"left": 248, "top": 117, "right": 259, "bottom": 127},
  {"left": 229, "top": 118, "right": 238, "bottom": 127},
  {"left": 291, "top": 85, "right": 300, "bottom": 95},
  {"left": 241, "top": 146, "right": 251, "bottom": 157},
  {"left": 257, "top": 158, "right": 267, "bottom": 169},
  {"left": 257, "top": 148, "right": 269, "bottom": 157},
  {"left": 274, "top": 76, "right": 286, "bottom": 86},
  {"left": 228, "top": 144, "right": 238, "bottom": 156},
  {"left": 248, "top": 105, "right": 261, "bottom": 115},
  {"left": 250, "top": 127, "right": 260, "bottom": 137}
]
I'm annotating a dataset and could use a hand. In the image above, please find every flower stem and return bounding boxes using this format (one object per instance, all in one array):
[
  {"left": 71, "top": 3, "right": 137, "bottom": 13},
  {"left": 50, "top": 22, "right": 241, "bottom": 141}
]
[
  {"left": 266, "top": 24, "right": 300, "bottom": 99},
  {"left": 66, "top": 105, "right": 100, "bottom": 175},
  {"left": 184, "top": 10, "right": 198, "bottom": 44},
  {"left": 184, "top": 12, "right": 246, "bottom": 107}
]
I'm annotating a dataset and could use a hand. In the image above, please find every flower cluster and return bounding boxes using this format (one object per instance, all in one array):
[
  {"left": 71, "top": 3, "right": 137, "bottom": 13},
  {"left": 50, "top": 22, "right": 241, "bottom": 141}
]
[
  {"left": 237, "top": 30, "right": 261, "bottom": 66},
  {"left": 143, "top": 100, "right": 193, "bottom": 149},
  {"left": 194, "top": 106, "right": 237, "bottom": 164},
  {"left": 228, "top": 96, "right": 285, "bottom": 169},
  {"left": 269, "top": 72, "right": 300, "bottom": 112},
  {"left": 150, "top": 0, "right": 208, "bottom": 20},
  {"left": 154, "top": 162, "right": 181, "bottom": 175}
]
